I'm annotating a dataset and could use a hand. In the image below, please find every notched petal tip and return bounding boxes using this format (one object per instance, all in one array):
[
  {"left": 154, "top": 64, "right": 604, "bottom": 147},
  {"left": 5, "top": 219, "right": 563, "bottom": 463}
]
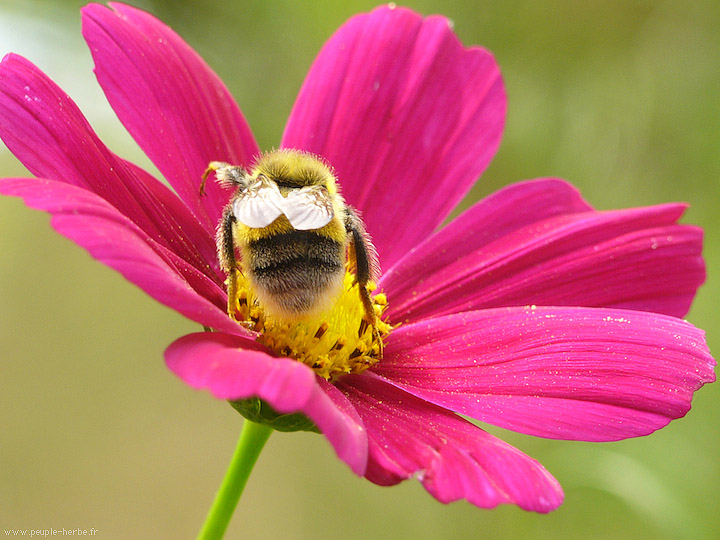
[
  {"left": 376, "top": 306, "right": 715, "bottom": 442},
  {"left": 1, "top": 52, "right": 19, "bottom": 65},
  {"left": 81, "top": 1, "right": 260, "bottom": 229},
  {"left": 384, "top": 193, "right": 707, "bottom": 322},
  {"left": 340, "top": 375, "right": 564, "bottom": 512}
]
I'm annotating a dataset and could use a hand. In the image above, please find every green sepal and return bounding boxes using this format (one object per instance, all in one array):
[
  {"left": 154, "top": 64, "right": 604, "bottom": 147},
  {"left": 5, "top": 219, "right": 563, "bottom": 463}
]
[{"left": 229, "top": 397, "right": 320, "bottom": 433}]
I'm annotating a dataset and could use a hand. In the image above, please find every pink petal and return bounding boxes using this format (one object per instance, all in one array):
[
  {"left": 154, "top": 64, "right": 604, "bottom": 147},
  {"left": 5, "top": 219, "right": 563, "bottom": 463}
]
[
  {"left": 282, "top": 5, "right": 506, "bottom": 269},
  {"left": 0, "top": 53, "right": 222, "bottom": 284},
  {"left": 338, "top": 374, "right": 563, "bottom": 512},
  {"left": 374, "top": 306, "right": 716, "bottom": 441},
  {"left": 165, "top": 332, "right": 368, "bottom": 475},
  {"left": 380, "top": 178, "right": 591, "bottom": 310},
  {"left": 81, "top": 2, "right": 260, "bottom": 229},
  {"left": 383, "top": 199, "right": 704, "bottom": 322},
  {"left": 0, "top": 177, "right": 241, "bottom": 336}
]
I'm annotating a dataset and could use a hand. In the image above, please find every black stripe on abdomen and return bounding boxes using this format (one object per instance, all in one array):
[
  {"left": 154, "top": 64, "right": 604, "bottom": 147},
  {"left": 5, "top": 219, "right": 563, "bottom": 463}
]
[{"left": 248, "top": 231, "right": 344, "bottom": 307}]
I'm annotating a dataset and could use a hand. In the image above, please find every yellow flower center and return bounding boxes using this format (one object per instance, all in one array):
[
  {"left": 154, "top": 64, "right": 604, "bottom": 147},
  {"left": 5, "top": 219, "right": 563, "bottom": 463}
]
[{"left": 230, "top": 270, "right": 391, "bottom": 379}]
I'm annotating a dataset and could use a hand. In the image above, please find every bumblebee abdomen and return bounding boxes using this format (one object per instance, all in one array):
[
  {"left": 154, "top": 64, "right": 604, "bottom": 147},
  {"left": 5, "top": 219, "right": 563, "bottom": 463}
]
[{"left": 246, "top": 230, "right": 345, "bottom": 317}]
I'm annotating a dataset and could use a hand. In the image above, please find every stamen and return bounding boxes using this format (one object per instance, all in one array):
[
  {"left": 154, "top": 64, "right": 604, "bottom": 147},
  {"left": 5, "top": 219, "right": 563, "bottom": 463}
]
[
  {"left": 314, "top": 323, "right": 329, "bottom": 339},
  {"left": 229, "top": 270, "right": 391, "bottom": 379}
]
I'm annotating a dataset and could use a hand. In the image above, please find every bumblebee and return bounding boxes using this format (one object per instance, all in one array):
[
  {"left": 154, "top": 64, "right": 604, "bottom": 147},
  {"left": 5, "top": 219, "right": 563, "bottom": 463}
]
[{"left": 202, "top": 149, "right": 379, "bottom": 331}]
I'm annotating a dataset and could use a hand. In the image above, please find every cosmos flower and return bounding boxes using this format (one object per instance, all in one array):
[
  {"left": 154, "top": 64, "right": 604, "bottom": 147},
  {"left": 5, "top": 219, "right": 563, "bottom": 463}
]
[{"left": 0, "top": 3, "right": 714, "bottom": 513}]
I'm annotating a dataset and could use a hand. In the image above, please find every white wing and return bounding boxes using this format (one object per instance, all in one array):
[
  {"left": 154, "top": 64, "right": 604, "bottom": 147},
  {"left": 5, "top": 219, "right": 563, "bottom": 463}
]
[
  {"left": 279, "top": 185, "right": 334, "bottom": 230},
  {"left": 232, "top": 177, "right": 284, "bottom": 228}
]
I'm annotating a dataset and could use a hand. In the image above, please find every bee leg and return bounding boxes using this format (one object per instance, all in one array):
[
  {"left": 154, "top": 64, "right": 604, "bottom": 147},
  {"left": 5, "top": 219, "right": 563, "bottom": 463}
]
[
  {"left": 201, "top": 161, "right": 227, "bottom": 195},
  {"left": 217, "top": 205, "right": 240, "bottom": 319},
  {"left": 344, "top": 206, "right": 382, "bottom": 351},
  {"left": 201, "top": 161, "right": 246, "bottom": 195}
]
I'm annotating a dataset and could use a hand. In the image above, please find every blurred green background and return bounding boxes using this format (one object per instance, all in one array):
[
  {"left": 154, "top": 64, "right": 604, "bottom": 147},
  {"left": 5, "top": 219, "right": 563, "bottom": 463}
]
[{"left": 1, "top": 0, "right": 718, "bottom": 538}]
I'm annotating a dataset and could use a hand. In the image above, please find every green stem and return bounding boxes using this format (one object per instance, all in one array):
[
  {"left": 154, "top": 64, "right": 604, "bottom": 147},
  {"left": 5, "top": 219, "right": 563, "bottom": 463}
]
[{"left": 196, "top": 420, "right": 273, "bottom": 540}]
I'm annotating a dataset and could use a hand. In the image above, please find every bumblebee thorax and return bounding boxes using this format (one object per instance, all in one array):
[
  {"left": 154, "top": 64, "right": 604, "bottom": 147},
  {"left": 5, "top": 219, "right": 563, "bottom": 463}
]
[{"left": 252, "top": 149, "right": 338, "bottom": 192}]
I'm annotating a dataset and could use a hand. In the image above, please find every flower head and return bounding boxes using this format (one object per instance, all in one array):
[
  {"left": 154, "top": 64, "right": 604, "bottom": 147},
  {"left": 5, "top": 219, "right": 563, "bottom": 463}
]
[{"left": 0, "top": 3, "right": 714, "bottom": 513}]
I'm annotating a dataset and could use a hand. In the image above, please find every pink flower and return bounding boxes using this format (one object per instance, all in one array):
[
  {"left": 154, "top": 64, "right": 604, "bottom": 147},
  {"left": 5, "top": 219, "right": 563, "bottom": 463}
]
[{"left": 0, "top": 3, "right": 714, "bottom": 513}]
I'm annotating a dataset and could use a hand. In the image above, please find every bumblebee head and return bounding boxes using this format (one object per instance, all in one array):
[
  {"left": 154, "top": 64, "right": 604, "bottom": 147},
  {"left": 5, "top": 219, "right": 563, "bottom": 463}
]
[
  {"left": 214, "top": 150, "right": 343, "bottom": 231},
  {"left": 252, "top": 149, "right": 337, "bottom": 191}
]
